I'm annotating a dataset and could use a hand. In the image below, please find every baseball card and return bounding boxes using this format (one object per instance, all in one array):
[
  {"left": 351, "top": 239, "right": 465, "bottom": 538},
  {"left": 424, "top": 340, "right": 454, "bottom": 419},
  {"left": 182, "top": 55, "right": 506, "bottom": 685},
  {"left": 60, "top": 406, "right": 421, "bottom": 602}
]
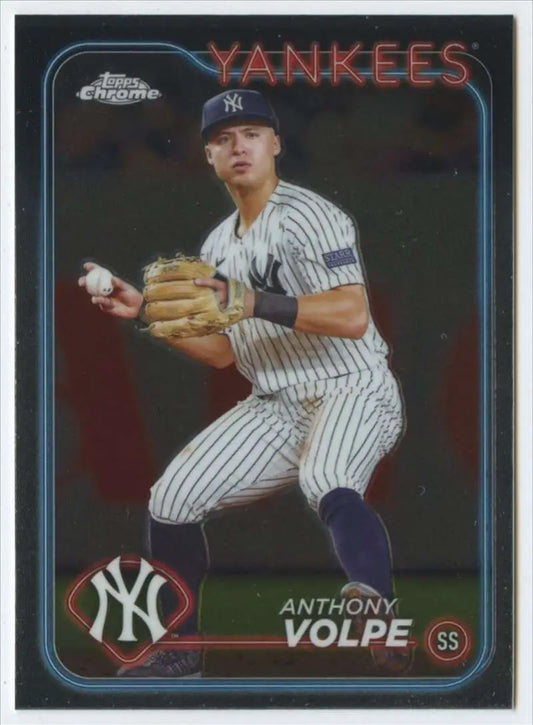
[{"left": 5, "top": 1, "right": 529, "bottom": 720}]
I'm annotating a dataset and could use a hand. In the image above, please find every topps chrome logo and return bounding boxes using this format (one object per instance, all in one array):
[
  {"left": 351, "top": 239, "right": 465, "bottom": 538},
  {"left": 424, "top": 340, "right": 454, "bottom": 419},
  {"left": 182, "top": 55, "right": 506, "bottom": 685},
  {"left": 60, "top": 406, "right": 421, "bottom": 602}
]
[{"left": 76, "top": 72, "right": 162, "bottom": 105}]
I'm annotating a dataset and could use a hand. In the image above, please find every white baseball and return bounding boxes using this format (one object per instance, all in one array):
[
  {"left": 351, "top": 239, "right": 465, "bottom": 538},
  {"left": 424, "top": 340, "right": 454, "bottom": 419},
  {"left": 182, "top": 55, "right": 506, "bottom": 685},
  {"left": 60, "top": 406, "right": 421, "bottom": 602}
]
[{"left": 85, "top": 266, "right": 114, "bottom": 297}]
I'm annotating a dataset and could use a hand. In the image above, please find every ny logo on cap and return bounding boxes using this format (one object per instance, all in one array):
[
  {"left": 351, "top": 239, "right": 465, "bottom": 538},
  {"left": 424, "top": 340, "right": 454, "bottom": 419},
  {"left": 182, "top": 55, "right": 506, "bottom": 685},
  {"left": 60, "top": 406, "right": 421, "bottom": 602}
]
[{"left": 223, "top": 92, "right": 243, "bottom": 113}]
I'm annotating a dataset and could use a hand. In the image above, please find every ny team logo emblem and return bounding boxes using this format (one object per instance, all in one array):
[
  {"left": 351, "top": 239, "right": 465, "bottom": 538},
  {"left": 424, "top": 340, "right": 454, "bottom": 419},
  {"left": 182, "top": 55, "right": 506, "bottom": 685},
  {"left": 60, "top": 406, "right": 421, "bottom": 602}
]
[
  {"left": 66, "top": 556, "right": 193, "bottom": 664},
  {"left": 249, "top": 253, "right": 287, "bottom": 295},
  {"left": 89, "top": 557, "right": 166, "bottom": 643},
  {"left": 223, "top": 92, "right": 244, "bottom": 113}
]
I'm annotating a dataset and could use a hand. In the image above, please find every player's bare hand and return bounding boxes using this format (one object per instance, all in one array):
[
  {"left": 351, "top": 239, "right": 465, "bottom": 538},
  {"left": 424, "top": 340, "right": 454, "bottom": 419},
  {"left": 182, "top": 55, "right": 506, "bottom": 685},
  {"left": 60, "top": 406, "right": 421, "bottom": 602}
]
[
  {"left": 78, "top": 262, "right": 143, "bottom": 319},
  {"left": 194, "top": 277, "right": 255, "bottom": 318}
]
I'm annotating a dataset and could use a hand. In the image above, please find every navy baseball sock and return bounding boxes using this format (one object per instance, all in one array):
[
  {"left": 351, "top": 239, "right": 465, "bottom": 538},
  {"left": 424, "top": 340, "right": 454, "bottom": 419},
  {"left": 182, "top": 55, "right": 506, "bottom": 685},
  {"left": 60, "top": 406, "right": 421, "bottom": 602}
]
[
  {"left": 319, "top": 487, "right": 394, "bottom": 600},
  {"left": 148, "top": 517, "right": 209, "bottom": 637}
]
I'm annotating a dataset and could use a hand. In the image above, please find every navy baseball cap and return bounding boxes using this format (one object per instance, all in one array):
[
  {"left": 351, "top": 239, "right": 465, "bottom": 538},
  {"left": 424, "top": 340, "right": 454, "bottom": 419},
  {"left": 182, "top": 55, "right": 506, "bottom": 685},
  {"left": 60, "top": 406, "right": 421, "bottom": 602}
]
[{"left": 201, "top": 90, "right": 279, "bottom": 141}]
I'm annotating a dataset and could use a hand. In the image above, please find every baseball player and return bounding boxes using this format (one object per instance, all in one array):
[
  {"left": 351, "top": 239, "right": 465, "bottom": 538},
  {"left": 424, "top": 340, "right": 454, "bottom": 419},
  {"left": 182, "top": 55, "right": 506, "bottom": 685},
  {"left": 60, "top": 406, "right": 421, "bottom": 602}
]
[{"left": 79, "top": 89, "right": 410, "bottom": 677}]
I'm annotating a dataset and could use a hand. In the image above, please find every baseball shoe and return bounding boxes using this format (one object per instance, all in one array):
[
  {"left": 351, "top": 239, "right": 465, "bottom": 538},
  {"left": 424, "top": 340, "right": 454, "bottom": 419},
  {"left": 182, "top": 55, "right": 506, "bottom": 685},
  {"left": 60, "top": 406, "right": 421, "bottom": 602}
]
[
  {"left": 341, "top": 581, "right": 415, "bottom": 675},
  {"left": 116, "top": 648, "right": 202, "bottom": 678}
]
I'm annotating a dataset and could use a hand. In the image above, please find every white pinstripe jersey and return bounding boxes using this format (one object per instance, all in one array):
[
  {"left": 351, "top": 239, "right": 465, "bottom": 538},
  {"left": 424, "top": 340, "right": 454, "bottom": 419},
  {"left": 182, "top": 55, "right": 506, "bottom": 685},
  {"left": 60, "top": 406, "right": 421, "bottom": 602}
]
[{"left": 200, "top": 180, "right": 390, "bottom": 395}]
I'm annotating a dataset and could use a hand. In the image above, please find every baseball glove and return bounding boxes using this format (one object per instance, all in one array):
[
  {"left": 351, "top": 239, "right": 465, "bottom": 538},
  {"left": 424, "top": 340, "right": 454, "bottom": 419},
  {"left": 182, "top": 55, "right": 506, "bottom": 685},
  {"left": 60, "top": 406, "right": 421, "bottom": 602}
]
[{"left": 142, "top": 254, "right": 245, "bottom": 339}]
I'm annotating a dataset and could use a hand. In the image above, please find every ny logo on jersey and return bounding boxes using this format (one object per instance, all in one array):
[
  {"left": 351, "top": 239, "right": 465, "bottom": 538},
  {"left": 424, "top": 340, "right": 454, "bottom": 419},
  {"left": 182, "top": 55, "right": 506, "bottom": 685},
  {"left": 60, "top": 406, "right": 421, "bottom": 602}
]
[
  {"left": 89, "top": 556, "right": 167, "bottom": 643},
  {"left": 223, "top": 92, "right": 243, "bottom": 113},
  {"left": 249, "top": 253, "right": 287, "bottom": 295}
]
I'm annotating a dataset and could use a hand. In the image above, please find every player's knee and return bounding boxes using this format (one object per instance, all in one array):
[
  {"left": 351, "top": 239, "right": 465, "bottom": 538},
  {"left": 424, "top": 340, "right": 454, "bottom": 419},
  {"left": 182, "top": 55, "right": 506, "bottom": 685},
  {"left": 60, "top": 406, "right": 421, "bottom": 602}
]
[
  {"left": 299, "top": 462, "right": 365, "bottom": 512},
  {"left": 299, "top": 465, "right": 334, "bottom": 508},
  {"left": 148, "top": 479, "right": 203, "bottom": 524},
  {"left": 298, "top": 462, "right": 318, "bottom": 497}
]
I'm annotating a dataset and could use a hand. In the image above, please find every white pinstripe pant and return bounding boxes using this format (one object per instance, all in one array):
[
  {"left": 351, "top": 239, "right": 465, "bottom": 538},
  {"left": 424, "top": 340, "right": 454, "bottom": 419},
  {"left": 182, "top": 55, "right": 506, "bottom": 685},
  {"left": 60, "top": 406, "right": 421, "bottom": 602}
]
[{"left": 149, "top": 369, "right": 404, "bottom": 524}]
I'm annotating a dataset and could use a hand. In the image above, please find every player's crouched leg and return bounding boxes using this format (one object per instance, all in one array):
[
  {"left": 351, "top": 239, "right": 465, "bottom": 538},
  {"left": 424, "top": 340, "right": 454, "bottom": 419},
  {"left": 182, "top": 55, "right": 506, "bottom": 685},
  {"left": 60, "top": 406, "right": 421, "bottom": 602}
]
[
  {"left": 117, "top": 473, "right": 209, "bottom": 678},
  {"left": 117, "top": 513, "right": 207, "bottom": 677},
  {"left": 299, "top": 478, "right": 414, "bottom": 674}
]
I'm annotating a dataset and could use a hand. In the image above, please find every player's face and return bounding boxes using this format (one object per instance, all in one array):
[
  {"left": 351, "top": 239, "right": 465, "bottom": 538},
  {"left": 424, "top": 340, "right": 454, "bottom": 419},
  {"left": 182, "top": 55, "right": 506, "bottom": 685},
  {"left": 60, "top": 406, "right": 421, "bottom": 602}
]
[{"left": 204, "top": 123, "right": 281, "bottom": 189}]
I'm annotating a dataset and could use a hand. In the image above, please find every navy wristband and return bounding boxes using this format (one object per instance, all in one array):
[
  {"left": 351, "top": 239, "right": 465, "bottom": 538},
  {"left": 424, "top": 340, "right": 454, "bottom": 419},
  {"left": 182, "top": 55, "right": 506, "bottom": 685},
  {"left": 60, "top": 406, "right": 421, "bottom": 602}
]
[{"left": 253, "top": 291, "right": 298, "bottom": 328}]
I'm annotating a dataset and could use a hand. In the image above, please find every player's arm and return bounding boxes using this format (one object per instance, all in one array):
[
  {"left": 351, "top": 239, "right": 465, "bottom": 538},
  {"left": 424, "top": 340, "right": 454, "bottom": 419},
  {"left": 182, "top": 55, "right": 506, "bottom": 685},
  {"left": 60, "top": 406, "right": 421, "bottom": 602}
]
[
  {"left": 196, "top": 279, "right": 368, "bottom": 340},
  {"left": 78, "top": 263, "right": 235, "bottom": 369},
  {"left": 291, "top": 284, "right": 368, "bottom": 339}
]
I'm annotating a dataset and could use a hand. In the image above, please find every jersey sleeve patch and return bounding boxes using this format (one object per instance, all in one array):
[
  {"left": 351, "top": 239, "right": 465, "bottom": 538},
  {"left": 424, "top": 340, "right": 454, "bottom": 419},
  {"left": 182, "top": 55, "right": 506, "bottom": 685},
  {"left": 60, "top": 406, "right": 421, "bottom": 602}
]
[{"left": 322, "top": 247, "right": 357, "bottom": 269}]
